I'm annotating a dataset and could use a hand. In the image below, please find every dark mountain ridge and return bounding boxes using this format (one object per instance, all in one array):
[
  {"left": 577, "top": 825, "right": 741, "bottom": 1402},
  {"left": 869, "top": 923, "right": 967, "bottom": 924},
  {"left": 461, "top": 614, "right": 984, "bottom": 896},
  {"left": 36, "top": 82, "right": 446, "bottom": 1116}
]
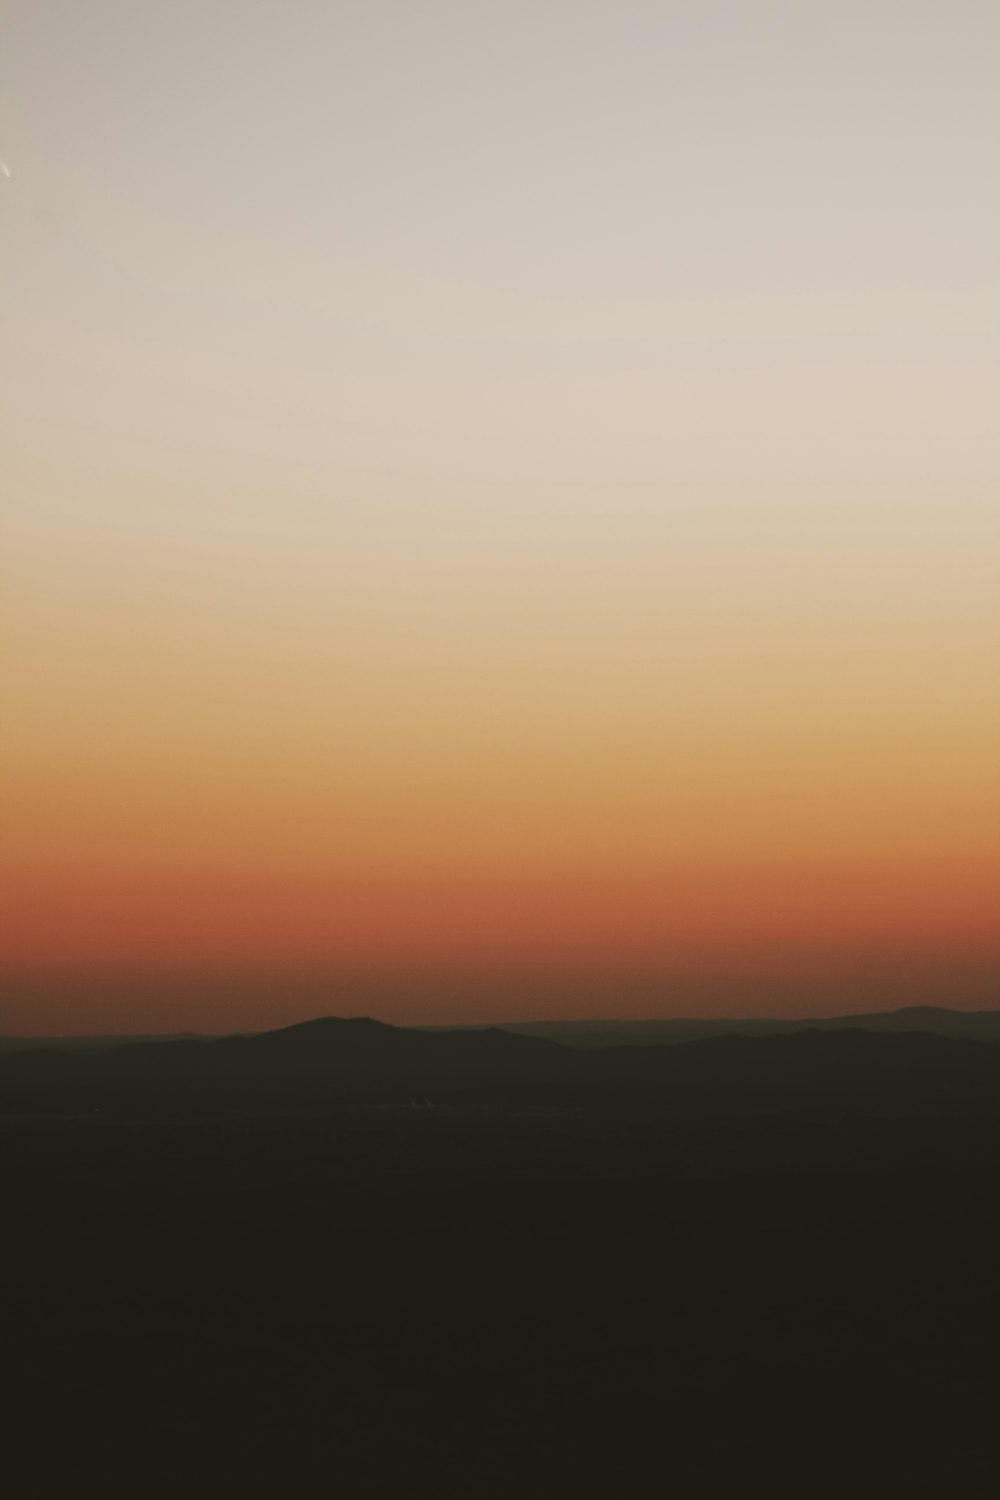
[
  {"left": 110, "top": 1014, "right": 562, "bottom": 1076},
  {"left": 4, "top": 1013, "right": 1000, "bottom": 1125},
  {"left": 4, "top": 1002, "right": 999, "bottom": 1054},
  {"left": 497, "top": 1003, "right": 1000, "bottom": 1047}
]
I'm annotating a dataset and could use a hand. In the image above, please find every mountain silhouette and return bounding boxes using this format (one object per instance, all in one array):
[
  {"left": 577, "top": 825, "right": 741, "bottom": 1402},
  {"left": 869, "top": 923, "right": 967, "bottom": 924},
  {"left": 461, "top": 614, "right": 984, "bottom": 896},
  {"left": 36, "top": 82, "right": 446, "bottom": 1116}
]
[
  {"left": 7, "top": 1002, "right": 1000, "bottom": 1056},
  {"left": 4, "top": 1014, "right": 1000, "bottom": 1126},
  {"left": 106, "top": 1014, "right": 563, "bottom": 1080},
  {"left": 500, "top": 1004, "right": 1000, "bottom": 1047}
]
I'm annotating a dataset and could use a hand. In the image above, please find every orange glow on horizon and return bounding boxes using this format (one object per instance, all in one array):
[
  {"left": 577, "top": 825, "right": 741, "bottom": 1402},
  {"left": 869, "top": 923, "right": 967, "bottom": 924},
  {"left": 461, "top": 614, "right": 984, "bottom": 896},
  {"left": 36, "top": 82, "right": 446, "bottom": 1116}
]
[{"left": 3, "top": 8, "right": 998, "bottom": 1032}]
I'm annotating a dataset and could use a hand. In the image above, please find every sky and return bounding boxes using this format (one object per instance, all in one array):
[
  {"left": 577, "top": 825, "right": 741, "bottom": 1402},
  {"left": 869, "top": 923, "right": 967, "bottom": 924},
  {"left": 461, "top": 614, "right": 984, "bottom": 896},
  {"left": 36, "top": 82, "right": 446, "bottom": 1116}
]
[{"left": 1, "top": 1, "right": 998, "bottom": 1032}]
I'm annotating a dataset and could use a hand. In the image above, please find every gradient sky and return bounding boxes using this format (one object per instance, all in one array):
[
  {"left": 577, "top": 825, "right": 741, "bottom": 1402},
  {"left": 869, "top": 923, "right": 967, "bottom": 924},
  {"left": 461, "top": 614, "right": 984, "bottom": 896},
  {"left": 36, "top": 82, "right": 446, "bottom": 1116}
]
[{"left": 2, "top": 2, "right": 998, "bottom": 1032}]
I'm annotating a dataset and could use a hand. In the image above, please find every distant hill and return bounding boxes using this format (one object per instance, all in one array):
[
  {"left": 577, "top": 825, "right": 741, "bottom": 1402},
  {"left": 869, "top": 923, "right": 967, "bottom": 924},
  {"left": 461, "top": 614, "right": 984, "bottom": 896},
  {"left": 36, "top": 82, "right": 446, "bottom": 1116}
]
[
  {"left": 4, "top": 1004, "right": 999, "bottom": 1055},
  {"left": 0, "top": 1032, "right": 212, "bottom": 1054},
  {"left": 494, "top": 1005, "right": 1000, "bottom": 1048},
  {"left": 108, "top": 1014, "right": 561, "bottom": 1080},
  {"left": 0, "top": 1014, "right": 564, "bottom": 1115},
  {"left": 4, "top": 1012, "right": 1000, "bottom": 1125}
]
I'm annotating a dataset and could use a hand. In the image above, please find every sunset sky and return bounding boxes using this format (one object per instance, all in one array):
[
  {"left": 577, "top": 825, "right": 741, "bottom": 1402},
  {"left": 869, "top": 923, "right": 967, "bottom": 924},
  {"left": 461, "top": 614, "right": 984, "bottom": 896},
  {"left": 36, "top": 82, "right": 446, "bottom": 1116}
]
[{"left": 2, "top": 2, "right": 998, "bottom": 1032}]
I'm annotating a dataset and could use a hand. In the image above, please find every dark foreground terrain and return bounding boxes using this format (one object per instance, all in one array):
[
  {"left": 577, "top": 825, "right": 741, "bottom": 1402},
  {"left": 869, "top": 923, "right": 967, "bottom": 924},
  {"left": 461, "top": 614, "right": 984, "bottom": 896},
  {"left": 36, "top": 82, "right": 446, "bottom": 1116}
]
[{"left": 5, "top": 1016, "right": 1000, "bottom": 1496}]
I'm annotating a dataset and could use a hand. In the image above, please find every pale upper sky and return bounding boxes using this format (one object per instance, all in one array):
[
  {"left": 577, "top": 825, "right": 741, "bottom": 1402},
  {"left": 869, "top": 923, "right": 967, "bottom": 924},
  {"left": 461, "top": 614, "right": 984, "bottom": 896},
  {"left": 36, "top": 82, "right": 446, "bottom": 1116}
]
[{"left": 1, "top": 3, "right": 998, "bottom": 1024}]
